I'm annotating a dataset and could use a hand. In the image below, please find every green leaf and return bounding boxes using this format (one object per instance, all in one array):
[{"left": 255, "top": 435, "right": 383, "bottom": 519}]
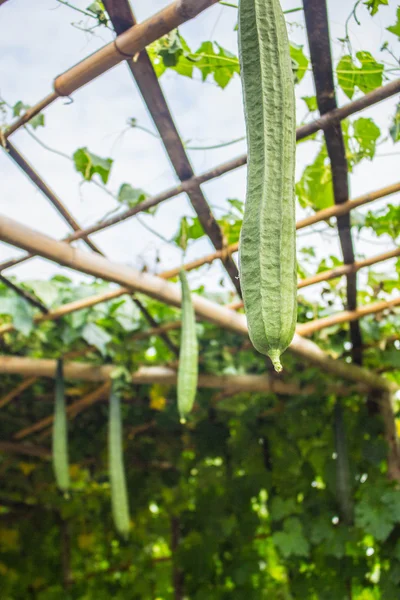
[
  {"left": 218, "top": 216, "right": 242, "bottom": 244},
  {"left": 117, "top": 184, "right": 147, "bottom": 209},
  {"left": 29, "top": 113, "right": 45, "bottom": 130},
  {"left": 389, "top": 103, "right": 400, "bottom": 142},
  {"left": 364, "top": 204, "right": 400, "bottom": 239},
  {"left": 356, "top": 485, "right": 400, "bottom": 541},
  {"left": 364, "top": 0, "right": 388, "bottom": 15},
  {"left": 0, "top": 296, "right": 34, "bottom": 336},
  {"left": 195, "top": 41, "right": 240, "bottom": 89},
  {"left": 270, "top": 497, "right": 301, "bottom": 521},
  {"left": 302, "top": 95, "right": 318, "bottom": 112},
  {"left": 73, "top": 147, "right": 113, "bottom": 184},
  {"left": 387, "top": 7, "right": 400, "bottom": 39},
  {"left": 336, "top": 52, "right": 383, "bottom": 99},
  {"left": 272, "top": 517, "right": 310, "bottom": 558},
  {"left": 82, "top": 322, "right": 111, "bottom": 355},
  {"left": 290, "top": 43, "right": 309, "bottom": 84},
  {"left": 336, "top": 55, "right": 356, "bottom": 99},
  {"left": 295, "top": 142, "right": 334, "bottom": 210},
  {"left": 12, "top": 101, "right": 29, "bottom": 117},
  {"left": 174, "top": 216, "right": 204, "bottom": 250},
  {"left": 352, "top": 117, "right": 381, "bottom": 160},
  {"left": 226, "top": 198, "right": 244, "bottom": 215}
]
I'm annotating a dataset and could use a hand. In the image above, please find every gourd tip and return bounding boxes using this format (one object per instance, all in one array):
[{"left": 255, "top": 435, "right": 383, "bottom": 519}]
[
  {"left": 269, "top": 350, "right": 283, "bottom": 373},
  {"left": 180, "top": 416, "right": 187, "bottom": 425}
]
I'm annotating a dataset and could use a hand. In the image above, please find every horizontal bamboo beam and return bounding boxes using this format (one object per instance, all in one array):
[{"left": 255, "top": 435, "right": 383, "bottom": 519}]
[
  {"left": 0, "top": 441, "right": 50, "bottom": 459},
  {"left": 5, "top": 1, "right": 220, "bottom": 138},
  {"left": 297, "top": 297, "right": 400, "bottom": 337},
  {"left": 1, "top": 242, "right": 397, "bottom": 340},
  {"left": 0, "top": 214, "right": 395, "bottom": 392},
  {"left": 0, "top": 356, "right": 304, "bottom": 394},
  {"left": 6, "top": 357, "right": 310, "bottom": 440}
]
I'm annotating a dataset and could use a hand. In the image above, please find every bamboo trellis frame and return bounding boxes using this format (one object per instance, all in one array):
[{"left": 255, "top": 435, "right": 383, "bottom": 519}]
[
  {"left": 0, "top": 212, "right": 397, "bottom": 394},
  {"left": 0, "top": 1, "right": 399, "bottom": 424}
]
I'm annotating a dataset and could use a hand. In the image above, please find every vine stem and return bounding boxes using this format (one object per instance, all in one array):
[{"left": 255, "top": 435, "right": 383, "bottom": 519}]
[{"left": 55, "top": 0, "right": 96, "bottom": 19}]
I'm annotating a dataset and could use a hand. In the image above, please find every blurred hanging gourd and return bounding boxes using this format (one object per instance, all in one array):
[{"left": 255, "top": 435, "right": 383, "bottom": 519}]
[
  {"left": 177, "top": 270, "right": 198, "bottom": 422},
  {"left": 52, "top": 359, "right": 70, "bottom": 492}
]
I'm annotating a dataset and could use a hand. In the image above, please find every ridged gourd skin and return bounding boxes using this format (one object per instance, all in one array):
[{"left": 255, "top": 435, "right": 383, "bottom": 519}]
[
  {"left": 109, "top": 383, "right": 131, "bottom": 538},
  {"left": 52, "top": 359, "right": 70, "bottom": 492},
  {"left": 238, "top": 0, "right": 297, "bottom": 372},
  {"left": 177, "top": 270, "right": 198, "bottom": 422}
]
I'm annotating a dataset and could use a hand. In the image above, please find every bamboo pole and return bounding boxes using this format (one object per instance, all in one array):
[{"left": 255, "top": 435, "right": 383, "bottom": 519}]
[
  {"left": 1, "top": 244, "right": 397, "bottom": 338},
  {"left": 0, "top": 376, "right": 37, "bottom": 409},
  {"left": 0, "top": 441, "right": 50, "bottom": 460},
  {"left": 0, "top": 167, "right": 398, "bottom": 275},
  {"left": 297, "top": 297, "right": 400, "bottom": 337},
  {"left": 0, "top": 214, "right": 395, "bottom": 392},
  {"left": 0, "top": 356, "right": 303, "bottom": 395},
  {"left": 41, "top": 172, "right": 400, "bottom": 247},
  {"left": 5, "top": 358, "right": 309, "bottom": 440},
  {"left": 14, "top": 382, "right": 111, "bottom": 440},
  {"left": 4, "top": 1, "right": 220, "bottom": 137}
]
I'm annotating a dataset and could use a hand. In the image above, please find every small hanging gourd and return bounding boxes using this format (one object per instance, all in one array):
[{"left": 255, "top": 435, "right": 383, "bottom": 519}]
[{"left": 177, "top": 270, "right": 198, "bottom": 422}]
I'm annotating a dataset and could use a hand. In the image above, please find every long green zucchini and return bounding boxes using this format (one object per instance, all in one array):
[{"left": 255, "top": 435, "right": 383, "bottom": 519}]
[
  {"left": 52, "top": 359, "right": 70, "bottom": 492},
  {"left": 177, "top": 270, "right": 198, "bottom": 422},
  {"left": 238, "top": 0, "right": 297, "bottom": 372},
  {"left": 109, "top": 382, "right": 131, "bottom": 537}
]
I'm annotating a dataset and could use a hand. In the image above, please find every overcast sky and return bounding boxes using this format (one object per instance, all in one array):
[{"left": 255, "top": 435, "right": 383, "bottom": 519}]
[{"left": 0, "top": 0, "right": 398, "bottom": 303}]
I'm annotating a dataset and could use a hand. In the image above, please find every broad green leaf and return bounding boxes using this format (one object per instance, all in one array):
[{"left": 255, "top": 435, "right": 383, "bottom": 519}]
[
  {"left": 290, "top": 43, "right": 309, "bottom": 83},
  {"left": 73, "top": 147, "right": 113, "bottom": 184},
  {"left": 336, "top": 52, "right": 383, "bottom": 99},
  {"left": 364, "top": 0, "right": 388, "bottom": 15},
  {"left": 194, "top": 40, "right": 240, "bottom": 89},
  {"left": 387, "top": 7, "right": 400, "bottom": 39},
  {"left": 337, "top": 55, "right": 356, "bottom": 99},
  {"left": 12, "top": 101, "right": 29, "bottom": 117},
  {"left": 117, "top": 184, "right": 147, "bottom": 209},
  {"left": 29, "top": 113, "right": 45, "bottom": 129},
  {"left": 355, "top": 51, "right": 384, "bottom": 94},
  {"left": 270, "top": 497, "right": 300, "bottom": 521},
  {"left": 295, "top": 143, "right": 334, "bottom": 210},
  {"left": 272, "top": 517, "right": 310, "bottom": 558},
  {"left": 302, "top": 95, "right": 318, "bottom": 112},
  {"left": 364, "top": 204, "right": 400, "bottom": 239},
  {"left": 174, "top": 216, "right": 204, "bottom": 250},
  {"left": 218, "top": 216, "right": 242, "bottom": 245},
  {"left": 352, "top": 117, "right": 380, "bottom": 160},
  {"left": 356, "top": 485, "right": 400, "bottom": 541},
  {"left": 0, "top": 296, "right": 34, "bottom": 336},
  {"left": 82, "top": 322, "right": 111, "bottom": 355}
]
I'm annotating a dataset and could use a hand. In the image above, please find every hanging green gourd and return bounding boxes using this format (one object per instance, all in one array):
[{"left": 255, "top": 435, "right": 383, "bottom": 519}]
[
  {"left": 177, "top": 270, "right": 198, "bottom": 423},
  {"left": 52, "top": 358, "right": 70, "bottom": 492},
  {"left": 108, "top": 381, "right": 131, "bottom": 538},
  {"left": 238, "top": 0, "right": 297, "bottom": 372}
]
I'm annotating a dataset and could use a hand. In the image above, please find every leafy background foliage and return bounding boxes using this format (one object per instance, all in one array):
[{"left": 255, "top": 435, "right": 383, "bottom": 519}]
[{"left": 0, "top": 0, "right": 399, "bottom": 599}]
